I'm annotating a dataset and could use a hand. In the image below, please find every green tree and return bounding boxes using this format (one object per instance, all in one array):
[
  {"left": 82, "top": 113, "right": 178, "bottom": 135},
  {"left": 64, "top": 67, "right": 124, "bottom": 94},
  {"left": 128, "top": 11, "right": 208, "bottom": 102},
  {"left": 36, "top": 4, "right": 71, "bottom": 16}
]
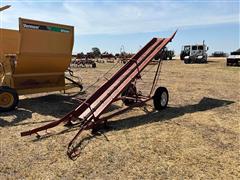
[{"left": 92, "top": 47, "right": 101, "bottom": 58}]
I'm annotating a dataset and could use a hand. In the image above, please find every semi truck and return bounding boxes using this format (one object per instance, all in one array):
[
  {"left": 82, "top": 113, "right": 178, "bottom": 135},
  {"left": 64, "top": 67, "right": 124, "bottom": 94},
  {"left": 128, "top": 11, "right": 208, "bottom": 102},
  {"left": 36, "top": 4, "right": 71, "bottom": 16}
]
[{"left": 180, "top": 41, "right": 208, "bottom": 64}]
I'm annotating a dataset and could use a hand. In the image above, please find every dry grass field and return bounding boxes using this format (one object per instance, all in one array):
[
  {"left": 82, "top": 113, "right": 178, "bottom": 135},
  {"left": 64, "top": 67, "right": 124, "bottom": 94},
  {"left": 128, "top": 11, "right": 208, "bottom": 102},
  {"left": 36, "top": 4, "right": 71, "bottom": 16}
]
[{"left": 0, "top": 57, "right": 239, "bottom": 179}]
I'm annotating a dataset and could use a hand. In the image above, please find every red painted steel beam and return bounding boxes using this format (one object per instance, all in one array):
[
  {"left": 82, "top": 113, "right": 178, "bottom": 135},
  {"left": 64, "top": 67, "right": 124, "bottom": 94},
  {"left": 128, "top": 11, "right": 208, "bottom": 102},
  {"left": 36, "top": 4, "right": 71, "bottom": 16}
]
[
  {"left": 21, "top": 31, "right": 177, "bottom": 137},
  {"left": 78, "top": 38, "right": 165, "bottom": 121},
  {"left": 0, "top": 5, "right": 11, "bottom": 12},
  {"left": 21, "top": 38, "right": 161, "bottom": 136}
]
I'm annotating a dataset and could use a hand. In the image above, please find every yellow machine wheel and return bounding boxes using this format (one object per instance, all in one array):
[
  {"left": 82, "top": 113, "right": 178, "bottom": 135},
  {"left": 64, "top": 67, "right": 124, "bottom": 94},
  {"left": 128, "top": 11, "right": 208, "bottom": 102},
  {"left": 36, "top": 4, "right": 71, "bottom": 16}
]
[{"left": 0, "top": 86, "right": 19, "bottom": 112}]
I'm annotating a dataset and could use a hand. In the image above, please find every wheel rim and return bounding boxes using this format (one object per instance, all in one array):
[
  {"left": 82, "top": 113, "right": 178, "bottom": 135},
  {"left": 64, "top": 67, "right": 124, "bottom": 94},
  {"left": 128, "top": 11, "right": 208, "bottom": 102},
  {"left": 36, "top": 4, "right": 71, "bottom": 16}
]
[
  {"left": 0, "top": 92, "right": 14, "bottom": 108},
  {"left": 160, "top": 92, "right": 168, "bottom": 106}
]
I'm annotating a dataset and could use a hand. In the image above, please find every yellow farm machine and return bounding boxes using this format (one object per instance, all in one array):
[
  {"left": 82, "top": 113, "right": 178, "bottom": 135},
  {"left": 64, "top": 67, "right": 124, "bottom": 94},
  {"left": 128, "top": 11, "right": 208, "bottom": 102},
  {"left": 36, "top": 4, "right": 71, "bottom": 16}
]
[{"left": 0, "top": 18, "right": 82, "bottom": 112}]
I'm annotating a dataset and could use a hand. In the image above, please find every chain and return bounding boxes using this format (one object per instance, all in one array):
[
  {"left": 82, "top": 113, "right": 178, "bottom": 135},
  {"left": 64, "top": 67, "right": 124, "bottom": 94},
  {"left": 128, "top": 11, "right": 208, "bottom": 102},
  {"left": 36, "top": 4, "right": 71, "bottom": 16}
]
[{"left": 83, "top": 61, "right": 122, "bottom": 92}]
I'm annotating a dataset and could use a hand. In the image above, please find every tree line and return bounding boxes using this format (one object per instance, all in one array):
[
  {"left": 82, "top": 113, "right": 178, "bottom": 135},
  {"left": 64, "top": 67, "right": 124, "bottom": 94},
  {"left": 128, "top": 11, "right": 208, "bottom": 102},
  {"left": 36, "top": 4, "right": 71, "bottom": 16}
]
[{"left": 73, "top": 47, "right": 133, "bottom": 59}]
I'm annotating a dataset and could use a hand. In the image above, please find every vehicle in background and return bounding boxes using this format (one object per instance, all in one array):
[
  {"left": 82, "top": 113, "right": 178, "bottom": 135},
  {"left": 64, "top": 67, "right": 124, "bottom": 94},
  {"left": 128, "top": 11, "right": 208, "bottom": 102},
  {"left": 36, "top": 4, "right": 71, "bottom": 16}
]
[
  {"left": 71, "top": 53, "right": 96, "bottom": 68},
  {"left": 226, "top": 49, "right": 240, "bottom": 66},
  {"left": 154, "top": 47, "right": 175, "bottom": 60},
  {"left": 180, "top": 41, "right": 208, "bottom": 64},
  {"left": 211, "top": 51, "right": 228, "bottom": 57}
]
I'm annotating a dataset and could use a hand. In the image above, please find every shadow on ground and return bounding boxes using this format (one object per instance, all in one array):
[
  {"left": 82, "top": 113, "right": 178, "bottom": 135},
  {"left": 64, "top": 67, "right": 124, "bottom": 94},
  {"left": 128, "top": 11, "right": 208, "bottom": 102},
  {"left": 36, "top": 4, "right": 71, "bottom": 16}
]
[
  {"left": 47, "top": 97, "right": 235, "bottom": 139},
  {"left": 0, "top": 94, "right": 77, "bottom": 127},
  {"left": 8, "top": 96, "right": 234, "bottom": 160},
  {"left": 64, "top": 97, "right": 235, "bottom": 160},
  {"left": 0, "top": 92, "right": 75, "bottom": 127},
  {"left": 207, "top": 60, "right": 219, "bottom": 63},
  {"left": 0, "top": 92, "right": 122, "bottom": 127},
  {"left": 108, "top": 97, "right": 234, "bottom": 131},
  {"left": 0, "top": 96, "right": 234, "bottom": 132}
]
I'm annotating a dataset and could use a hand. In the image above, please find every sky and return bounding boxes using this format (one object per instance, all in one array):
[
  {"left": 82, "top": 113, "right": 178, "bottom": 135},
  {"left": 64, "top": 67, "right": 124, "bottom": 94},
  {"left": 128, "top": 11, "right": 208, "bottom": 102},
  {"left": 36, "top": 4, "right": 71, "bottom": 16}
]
[{"left": 0, "top": 0, "right": 239, "bottom": 55}]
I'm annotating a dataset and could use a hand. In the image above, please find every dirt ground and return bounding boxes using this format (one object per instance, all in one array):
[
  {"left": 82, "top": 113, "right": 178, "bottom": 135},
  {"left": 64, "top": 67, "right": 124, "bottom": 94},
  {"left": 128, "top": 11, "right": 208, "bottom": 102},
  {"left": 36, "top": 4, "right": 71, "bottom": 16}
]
[{"left": 0, "top": 57, "right": 239, "bottom": 179}]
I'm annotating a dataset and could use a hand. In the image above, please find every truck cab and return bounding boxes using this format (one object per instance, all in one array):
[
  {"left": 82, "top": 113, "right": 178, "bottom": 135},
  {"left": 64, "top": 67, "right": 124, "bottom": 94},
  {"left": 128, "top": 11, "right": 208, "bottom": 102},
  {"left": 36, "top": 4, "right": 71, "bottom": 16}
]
[
  {"left": 180, "top": 43, "right": 208, "bottom": 64},
  {"left": 226, "top": 49, "right": 240, "bottom": 66}
]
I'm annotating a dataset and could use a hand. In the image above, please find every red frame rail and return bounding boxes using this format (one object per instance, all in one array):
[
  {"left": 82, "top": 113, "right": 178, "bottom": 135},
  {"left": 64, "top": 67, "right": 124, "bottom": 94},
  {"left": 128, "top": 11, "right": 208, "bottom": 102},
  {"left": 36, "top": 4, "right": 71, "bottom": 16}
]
[{"left": 21, "top": 31, "right": 177, "bottom": 157}]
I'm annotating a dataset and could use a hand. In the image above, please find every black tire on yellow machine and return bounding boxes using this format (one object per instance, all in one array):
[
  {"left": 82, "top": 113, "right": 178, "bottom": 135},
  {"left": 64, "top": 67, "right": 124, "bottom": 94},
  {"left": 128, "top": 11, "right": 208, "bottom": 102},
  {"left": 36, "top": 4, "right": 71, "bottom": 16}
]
[{"left": 0, "top": 86, "right": 19, "bottom": 112}]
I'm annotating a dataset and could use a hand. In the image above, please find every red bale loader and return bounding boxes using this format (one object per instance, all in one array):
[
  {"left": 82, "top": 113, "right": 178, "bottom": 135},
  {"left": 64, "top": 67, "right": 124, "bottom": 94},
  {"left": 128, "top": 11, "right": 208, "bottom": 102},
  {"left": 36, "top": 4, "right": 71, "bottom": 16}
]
[{"left": 21, "top": 31, "right": 177, "bottom": 159}]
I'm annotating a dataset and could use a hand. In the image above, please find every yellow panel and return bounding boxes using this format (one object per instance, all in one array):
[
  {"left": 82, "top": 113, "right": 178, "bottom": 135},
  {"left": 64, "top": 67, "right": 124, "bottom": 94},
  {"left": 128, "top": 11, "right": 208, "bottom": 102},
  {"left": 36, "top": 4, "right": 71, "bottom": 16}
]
[
  {"left": 1, "top": 18, "right": 75, "bottom": 94},
  {"left": 15, "top": 18, "right": 74, "bottom": 75},
  {"left": 15, "top": 54, "right": 71, "bottom": 74},
  {"left": 0, "top": 29, "right": 20, "bottom": 59},
  {"left": 13, "top": 73, "right": 65, "bottom": 90}
]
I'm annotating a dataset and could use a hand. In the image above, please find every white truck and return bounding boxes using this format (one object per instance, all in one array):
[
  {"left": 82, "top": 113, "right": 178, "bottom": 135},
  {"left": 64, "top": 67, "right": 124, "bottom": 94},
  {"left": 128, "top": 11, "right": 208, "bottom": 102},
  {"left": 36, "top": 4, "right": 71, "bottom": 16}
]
[
  {"left": 226, "top": 49, "right": 240, "bottom": 66},
  {"left": 180, "top": 41, "right": 208, "bottom": 64}
]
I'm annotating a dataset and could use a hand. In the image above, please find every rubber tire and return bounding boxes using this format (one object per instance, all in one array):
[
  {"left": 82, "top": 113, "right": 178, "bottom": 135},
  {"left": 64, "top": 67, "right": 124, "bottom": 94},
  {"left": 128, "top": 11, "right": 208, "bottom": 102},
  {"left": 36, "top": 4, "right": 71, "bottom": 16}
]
[
  {"left": 121, "top": 84, "right": 137, "bottom": 106},
  {"left": 0, "top": 86, "right": 19, "bottom": 112},
  {"left": 92, "top": 62, "right": 96, "bottom": 68},
  {"left": 184, "top": 59, "right": 190, "bottom": 64},
  {"left": 201, "top": 58, "right": 207, "bottom": 64},
  {"left": 180, "top": 53, "right": 185, "bottom": 60},
  {"left": 236, "top": 60, "right": 239, "bottom": 67},
  {"left": 153, "top": 87, "right": 169, "bottom": 111}
]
